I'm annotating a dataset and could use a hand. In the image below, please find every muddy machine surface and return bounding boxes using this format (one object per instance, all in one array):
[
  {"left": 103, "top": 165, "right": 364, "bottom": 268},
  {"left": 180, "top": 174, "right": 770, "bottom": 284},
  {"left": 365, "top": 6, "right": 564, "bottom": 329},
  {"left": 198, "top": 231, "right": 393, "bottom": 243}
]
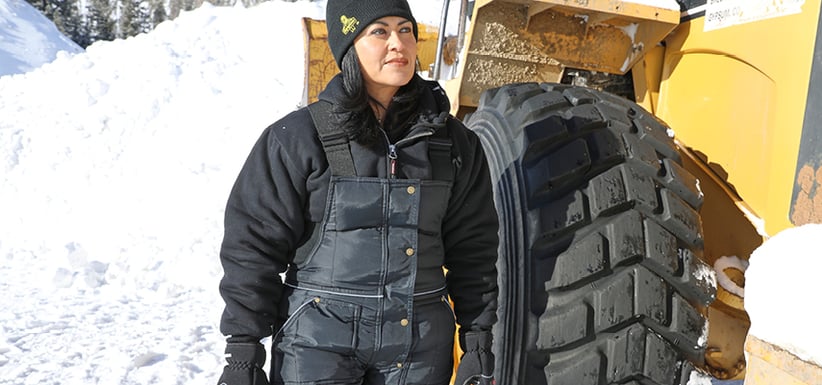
[{"left": 303, "top": 1, "right": 822, "bottom": 384}]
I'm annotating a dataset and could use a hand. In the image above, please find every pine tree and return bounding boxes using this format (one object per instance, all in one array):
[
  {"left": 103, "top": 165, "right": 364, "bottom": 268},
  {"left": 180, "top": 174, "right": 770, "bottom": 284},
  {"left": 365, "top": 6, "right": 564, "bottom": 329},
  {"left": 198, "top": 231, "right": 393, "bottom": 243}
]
[
  {"left": 73, "top": 13, "right": 92, "bottom": 48},
  {"left": 87, "top": 0, "right": 115, "bottom": 43},
  {"left": 168, "top": 0, "right": 182, "bottom": 19},
  {"left": 119, "top": 0, "right": 135, "bottom": 37},
  {"left": 182, "top": 0, "right": 197, "bottom": 12},
  {"left": 49, "top": 0, "right": 67, "bottom": 32},
  {"left": 150, "top": 0, "right": 168, "bottom": 29},
  {"left": 132, "top": 0, "right": 151, "bottom": 35},
  {"left": 55, "top": 0, "right": 84, "bottom": 45}
]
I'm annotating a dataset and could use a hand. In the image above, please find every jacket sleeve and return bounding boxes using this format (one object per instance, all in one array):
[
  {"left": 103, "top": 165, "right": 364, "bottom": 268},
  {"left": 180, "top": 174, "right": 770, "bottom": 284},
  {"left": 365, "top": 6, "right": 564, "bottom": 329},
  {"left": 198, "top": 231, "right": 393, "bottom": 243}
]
[
  {"left": 218, "top": 123, "right": 311, "bottom": 339},
  {"left": 442, "top": 121, "right": 499, "bottom": 334}
]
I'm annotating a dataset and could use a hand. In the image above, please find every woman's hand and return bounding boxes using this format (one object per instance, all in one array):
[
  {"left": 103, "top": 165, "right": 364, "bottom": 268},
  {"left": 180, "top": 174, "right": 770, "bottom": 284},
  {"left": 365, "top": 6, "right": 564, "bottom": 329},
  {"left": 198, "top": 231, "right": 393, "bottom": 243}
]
[
  {"left": 217, "top": 341, "right": 269, "bottom": 385},
  {"left": 454, "top": 331, "right": 495, "bottom": 385}
]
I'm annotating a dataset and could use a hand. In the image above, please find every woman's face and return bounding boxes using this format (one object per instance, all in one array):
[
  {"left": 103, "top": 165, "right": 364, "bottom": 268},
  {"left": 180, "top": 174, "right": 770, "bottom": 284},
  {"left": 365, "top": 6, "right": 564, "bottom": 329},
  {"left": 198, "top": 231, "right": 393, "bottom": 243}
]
[{"left": 353, "top": 16, "right": 417, "bottom": 101}]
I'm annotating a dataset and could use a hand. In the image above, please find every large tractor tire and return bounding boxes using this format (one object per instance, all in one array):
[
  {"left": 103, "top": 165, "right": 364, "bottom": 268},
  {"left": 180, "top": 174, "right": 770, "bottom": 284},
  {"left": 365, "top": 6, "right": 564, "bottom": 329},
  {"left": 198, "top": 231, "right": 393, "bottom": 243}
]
[{"left": 465, "top": 83, "right": 717, "bottom": 385}]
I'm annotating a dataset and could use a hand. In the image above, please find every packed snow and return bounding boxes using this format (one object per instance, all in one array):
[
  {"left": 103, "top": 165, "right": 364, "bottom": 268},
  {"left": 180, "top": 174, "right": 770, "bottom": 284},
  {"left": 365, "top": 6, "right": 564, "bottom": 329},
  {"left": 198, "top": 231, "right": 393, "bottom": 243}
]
[
  {"left": 714, "top": 255, "right": 748, "bottom": 298},
  {"left": 0, "top": 0, "right": 818, "bottom": 384},
  {"left": 746, "top": 223, "right": 822, "bottom": 368}
]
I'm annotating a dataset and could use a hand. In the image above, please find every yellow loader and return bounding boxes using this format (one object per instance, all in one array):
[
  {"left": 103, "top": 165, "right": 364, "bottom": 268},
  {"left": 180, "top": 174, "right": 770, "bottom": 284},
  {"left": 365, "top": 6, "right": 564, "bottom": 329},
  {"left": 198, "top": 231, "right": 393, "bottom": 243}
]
[{"left": 303, "top": 1, "right": 822, "bottom": 384}]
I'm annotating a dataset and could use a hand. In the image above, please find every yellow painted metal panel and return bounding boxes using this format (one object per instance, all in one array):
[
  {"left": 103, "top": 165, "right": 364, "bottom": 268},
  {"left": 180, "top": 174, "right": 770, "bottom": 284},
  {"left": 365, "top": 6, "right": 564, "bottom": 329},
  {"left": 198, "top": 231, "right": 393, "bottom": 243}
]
[
  {"left": 660, "top": 52, "right": 777, "bottom": 218},
  {"left": 632, "top": 43, "right": 665, "bottom": 113},
  {"left": 657, "top": 3, "right": 822, "bottom": 236},
  {"left": 705, "top": 307, "right": 750, "bottom": 380},
  {"left": 303, "top": 18, "right": 340, "bottom": 105},
  {"left": 678, "top": 144, "right": 763, "bottom": 379}
]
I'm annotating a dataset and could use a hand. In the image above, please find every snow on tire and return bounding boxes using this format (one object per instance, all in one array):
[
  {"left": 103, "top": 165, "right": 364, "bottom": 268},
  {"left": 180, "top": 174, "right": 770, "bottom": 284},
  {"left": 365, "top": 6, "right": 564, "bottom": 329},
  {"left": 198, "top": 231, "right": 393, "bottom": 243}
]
[{"left": 465, "top": 83, "right": 717, "bottom": 385}]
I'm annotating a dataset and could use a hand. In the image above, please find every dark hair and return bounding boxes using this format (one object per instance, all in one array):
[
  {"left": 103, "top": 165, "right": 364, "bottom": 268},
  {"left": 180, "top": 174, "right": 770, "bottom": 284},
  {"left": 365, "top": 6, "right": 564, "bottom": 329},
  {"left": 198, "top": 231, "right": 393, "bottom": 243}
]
[{"left": 334, "top": 46, "right": 421, "bottom": 146}]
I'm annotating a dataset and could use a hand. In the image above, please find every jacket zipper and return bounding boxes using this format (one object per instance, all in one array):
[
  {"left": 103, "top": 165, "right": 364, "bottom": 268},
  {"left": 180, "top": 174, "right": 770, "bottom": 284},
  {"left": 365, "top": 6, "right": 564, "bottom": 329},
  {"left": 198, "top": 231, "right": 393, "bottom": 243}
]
[{"left": 382, "top": 129, "right": 436, "bottom": 178}]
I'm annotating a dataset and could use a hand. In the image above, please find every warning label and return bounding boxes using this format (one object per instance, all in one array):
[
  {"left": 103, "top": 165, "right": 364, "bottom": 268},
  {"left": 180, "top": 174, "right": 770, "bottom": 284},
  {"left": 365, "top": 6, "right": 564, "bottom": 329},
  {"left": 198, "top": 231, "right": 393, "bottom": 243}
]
[{"left": 704, "top": 0, "right": 805, "bottom": 32}]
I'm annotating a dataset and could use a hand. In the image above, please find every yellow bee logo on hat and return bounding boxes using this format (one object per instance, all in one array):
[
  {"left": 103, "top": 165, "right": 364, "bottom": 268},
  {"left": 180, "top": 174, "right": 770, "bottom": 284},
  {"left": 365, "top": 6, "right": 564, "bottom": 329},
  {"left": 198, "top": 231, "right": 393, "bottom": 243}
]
[{"left": 341, "top": 15, "right": 359, "bottom": 35}]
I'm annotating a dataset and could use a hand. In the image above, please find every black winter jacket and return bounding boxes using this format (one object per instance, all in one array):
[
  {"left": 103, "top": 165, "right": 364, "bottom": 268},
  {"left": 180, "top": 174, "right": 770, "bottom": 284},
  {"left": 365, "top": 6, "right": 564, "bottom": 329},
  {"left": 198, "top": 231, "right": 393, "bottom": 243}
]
[{"left": 219, "top": 74, "right": 499, "bottom": 339}]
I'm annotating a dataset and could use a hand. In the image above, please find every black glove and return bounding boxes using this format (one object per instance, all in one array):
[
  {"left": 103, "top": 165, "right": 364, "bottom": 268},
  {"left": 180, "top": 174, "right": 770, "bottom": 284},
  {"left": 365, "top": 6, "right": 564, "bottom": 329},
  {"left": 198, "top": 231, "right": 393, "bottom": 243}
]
[
  {"left": 217, "top": 341, "right": 269, "bottom": 385},
  {"left": 454, "top": 331, "right": 495, "bottom": 385}
]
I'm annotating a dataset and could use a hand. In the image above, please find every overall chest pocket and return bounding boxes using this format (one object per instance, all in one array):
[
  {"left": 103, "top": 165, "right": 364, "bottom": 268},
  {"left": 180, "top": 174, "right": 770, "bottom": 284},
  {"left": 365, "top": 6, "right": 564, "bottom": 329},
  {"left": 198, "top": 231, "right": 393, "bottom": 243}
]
[{"left": 309, "top": 178, "right": 414, "bottom": 288}]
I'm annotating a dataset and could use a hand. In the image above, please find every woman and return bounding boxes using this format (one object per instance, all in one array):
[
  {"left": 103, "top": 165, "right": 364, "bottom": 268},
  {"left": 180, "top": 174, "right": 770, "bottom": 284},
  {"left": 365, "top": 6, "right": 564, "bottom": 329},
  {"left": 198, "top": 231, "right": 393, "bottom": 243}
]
[{"left": 217, "top": 1, "right": 498, "bottom": 384}]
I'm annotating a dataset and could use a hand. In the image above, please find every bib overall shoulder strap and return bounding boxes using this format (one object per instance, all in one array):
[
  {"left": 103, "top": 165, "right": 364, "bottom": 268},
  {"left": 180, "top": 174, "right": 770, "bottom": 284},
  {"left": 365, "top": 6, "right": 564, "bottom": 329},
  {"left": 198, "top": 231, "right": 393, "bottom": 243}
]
[
  {"left": 308, "top": 100, "right": 357, "bottom": 177},
  {"left": 427, "top": 114, "right": 454, "bottom": 183}
]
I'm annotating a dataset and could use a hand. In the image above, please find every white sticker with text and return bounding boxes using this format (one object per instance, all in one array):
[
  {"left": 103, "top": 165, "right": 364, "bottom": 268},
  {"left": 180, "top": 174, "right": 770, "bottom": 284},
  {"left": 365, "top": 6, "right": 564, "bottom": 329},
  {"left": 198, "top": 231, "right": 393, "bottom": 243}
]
[{"left": 704, "top": 0, "right": 805, "bottom": 32}]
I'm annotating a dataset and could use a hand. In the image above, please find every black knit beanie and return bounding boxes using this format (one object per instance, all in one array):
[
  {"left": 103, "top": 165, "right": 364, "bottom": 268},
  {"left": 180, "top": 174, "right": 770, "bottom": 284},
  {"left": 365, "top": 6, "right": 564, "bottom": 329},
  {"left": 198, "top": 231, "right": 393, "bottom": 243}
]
[{"left": 326, "top": 0, "right": 419, "bottom": 69}]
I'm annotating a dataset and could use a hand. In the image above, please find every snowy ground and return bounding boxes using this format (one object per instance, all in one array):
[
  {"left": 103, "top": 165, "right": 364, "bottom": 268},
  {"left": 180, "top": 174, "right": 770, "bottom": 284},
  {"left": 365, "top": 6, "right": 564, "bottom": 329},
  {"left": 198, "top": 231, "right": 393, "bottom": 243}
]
[{"left": 0, "top": 0, "right": 819, "bottom": 384}]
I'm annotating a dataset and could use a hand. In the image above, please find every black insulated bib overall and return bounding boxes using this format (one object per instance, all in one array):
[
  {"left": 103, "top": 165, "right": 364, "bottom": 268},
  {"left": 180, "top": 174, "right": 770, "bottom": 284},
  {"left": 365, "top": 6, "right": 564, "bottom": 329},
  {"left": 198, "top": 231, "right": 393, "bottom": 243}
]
[{"left": 271, "top": 102, "right": 457, "bottom": 385}]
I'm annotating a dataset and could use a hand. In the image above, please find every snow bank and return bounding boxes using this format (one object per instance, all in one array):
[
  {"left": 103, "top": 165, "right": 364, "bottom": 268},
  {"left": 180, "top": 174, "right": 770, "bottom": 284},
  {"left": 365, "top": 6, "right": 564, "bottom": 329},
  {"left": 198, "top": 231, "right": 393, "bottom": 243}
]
[
  {"left": 0, "top": 2, "right": 323, "bottom": 383},
  {"left": 0, "top": 1, "right": 467, "bottom": 384},
  {"left": 745, "top": 223, "right": 822, "bottom": 367}
]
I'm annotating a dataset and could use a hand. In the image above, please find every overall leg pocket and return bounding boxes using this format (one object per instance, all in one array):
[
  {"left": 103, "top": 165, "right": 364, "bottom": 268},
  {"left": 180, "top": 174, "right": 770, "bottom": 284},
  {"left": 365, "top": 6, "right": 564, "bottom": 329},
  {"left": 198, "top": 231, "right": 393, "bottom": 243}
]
[{"left": 272, "top": 295, "right": 363, "bottom": 384}]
